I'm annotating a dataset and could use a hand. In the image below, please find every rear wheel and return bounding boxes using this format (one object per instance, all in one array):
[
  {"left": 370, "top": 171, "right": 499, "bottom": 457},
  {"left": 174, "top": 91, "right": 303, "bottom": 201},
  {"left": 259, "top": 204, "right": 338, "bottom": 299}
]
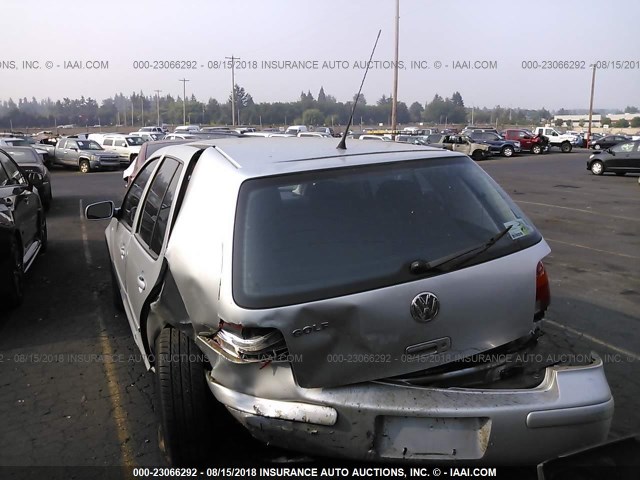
[
  {"left": 0, "top": 236, "right": 24, "bottom": 308},
  {"left": 79, "top": 159, "right": 90, "bottom": 174},
  {"left": 531, "top": 144, "right": 542, "bottom": 155},
  {"left": 594, "top": 144, "right": 601, "bottom": 150},
  {"left": 155, "top": 327, "right": 223, "bottom": 466},
  {"left": 590, "top": 160, "right": 604, "bottom": 175}
]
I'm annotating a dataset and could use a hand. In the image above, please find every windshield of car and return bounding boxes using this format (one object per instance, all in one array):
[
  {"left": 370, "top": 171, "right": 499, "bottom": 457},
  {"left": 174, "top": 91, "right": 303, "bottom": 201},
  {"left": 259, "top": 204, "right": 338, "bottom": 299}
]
[
  {"left": 77, "top": 140, "right": 103, "bottom": 150},
  {"left": 126, "top": 136, "right": 144, "bottom": 145},
  {"left": 4, "top": 139, "right": 29, "bottom": 146},
  {"left": 7, "top": 149, "right": 40, "bottom": 164},
  {"left": 233, "top": 157, "right": 542, "bottom": 308}
]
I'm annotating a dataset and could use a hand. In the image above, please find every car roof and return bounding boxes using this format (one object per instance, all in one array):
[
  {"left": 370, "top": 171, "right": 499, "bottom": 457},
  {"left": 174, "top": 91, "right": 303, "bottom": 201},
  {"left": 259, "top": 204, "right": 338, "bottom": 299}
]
[{"left": 167, "top": 137, "right": 464, "bottom": 179}]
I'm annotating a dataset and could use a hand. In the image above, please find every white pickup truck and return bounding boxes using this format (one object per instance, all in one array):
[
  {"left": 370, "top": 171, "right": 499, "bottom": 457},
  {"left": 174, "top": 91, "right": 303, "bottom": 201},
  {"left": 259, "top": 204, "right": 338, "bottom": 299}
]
[{"left": 534, "top": 127, "right": 575, "bottom": 153}]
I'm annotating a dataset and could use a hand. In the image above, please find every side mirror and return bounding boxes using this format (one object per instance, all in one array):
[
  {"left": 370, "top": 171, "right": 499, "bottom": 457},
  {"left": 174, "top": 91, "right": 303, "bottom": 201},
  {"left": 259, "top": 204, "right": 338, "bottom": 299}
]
[
  {"left": 607, "top": 149, "right": 614, "bottom": 155},
  {"left": 26, "top": 171, "right": 44, "bottom": 188},
  {"left": 85, "top": 201, "right": 115, "bottom": 220}
]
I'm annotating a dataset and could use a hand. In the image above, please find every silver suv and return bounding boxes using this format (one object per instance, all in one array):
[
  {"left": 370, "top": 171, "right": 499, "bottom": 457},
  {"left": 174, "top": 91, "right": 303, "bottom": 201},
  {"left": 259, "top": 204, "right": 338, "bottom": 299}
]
[{"left": 86, "top": 138, "right": 613, "bottom": 466}]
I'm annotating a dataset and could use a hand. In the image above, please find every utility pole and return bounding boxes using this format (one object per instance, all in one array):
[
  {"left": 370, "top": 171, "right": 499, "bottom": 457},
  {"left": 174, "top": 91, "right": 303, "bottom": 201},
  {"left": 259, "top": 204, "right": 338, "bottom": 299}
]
[
  {"left": 225, "top": 55, "right": 240, "bottom": 126},
  {"left": 587, "top": 64, "right": 597, "bottom": 147},
  {"left": 131, "top": 102, "right": 134, "bottom": 128},
  {"left": 154, "top": 89, "right": 162, "bottom": 126},
  {"left": 179, "top": 78, "right": 189, "bottom": 124},
  {"left": 391, "top": 0, "right": 400, "bottom": 134},
  {"left": 141, "top": 96, "right": 144, "bottom": 127}
]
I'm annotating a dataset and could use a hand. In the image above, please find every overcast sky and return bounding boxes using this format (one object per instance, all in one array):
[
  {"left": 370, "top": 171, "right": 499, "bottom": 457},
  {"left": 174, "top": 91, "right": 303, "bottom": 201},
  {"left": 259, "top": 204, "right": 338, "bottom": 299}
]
[{"left": 1, "top": 0, "right": 639, "bottom": 110}]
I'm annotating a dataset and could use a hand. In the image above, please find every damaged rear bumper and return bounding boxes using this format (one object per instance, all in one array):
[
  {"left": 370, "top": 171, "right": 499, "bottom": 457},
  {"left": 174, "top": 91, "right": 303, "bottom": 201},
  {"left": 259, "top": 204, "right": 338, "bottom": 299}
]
[{"left": 204, "top": 352, "right": 613, "bottom": 464}]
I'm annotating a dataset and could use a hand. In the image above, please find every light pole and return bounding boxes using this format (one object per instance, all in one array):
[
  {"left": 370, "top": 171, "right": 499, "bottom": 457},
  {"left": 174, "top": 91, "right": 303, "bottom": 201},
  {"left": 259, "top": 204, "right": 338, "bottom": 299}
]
[
  {"left": 154, "top": 89, "right": 162, "bottom": 126},
  {"left": 391, "top": 0, "right": 400, "bottom": 133},
  {"left": 225, "top": 55, "right": 240, "bottom": 126},
  {"left": 587, "top": 64, "right": 596, "bottom": 147},
  {"left": 179, "top": 78, "right": 189, "bottom": 124}
]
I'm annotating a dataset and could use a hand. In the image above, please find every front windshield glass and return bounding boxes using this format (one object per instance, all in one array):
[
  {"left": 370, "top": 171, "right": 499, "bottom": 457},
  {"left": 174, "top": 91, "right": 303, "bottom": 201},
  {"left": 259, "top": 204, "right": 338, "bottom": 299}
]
[
  {"left": 126, "top": 136, "right": 144, "bottom": 145},
  {"left": 77, "top": 140, "right": 103, "bottom": 150},
  {"left": 5, "top": 139, "right": 29, "bottom": 146}
]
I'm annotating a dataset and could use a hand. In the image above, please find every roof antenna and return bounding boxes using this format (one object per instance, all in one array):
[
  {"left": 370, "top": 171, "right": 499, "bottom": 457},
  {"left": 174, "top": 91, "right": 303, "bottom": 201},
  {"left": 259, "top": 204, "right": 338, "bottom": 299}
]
[{"left": 337, "top": 29, "right": 382, "bottom": 150}]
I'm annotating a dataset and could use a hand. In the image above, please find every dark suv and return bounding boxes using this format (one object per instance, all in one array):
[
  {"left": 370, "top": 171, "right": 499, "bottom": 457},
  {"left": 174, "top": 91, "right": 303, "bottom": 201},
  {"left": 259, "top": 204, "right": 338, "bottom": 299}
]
[{"left": 468, "top": 131, "right": 521, "bottom": 157}]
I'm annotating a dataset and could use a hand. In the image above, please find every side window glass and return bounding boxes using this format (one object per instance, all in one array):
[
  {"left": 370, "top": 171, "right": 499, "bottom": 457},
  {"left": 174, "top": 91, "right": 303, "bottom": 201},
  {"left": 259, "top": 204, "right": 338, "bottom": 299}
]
[
  {"left": 0, "top": 156, "right": 10, "bottom": 187},
  {"left": 104, "top": 139, "right": 113, "bottom": 146},
  {"left": 0, "top": 152, "right": 26, "bottom": 185},
  {"left": 138, "top": 158, "right": 181, "bottom": 256},
  {"left": 59, "top": 139, "right": 67, "bottom": 148},
  {"left": 148, "top": 165, "right": 182, "bottom": 255},
  {"left": 120, "top": 158, "right": 160, "bottom": 229}
]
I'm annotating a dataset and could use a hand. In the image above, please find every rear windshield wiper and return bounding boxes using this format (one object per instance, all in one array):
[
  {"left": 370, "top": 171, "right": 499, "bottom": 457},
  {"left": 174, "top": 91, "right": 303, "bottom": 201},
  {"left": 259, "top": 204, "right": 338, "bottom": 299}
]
[{"left": 410, "top": 224, "right": 513, "bottom": 275}]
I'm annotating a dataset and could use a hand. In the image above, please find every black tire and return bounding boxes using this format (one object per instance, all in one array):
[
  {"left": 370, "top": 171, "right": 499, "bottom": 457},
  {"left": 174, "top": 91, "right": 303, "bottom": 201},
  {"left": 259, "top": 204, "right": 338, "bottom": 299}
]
[
  {"left": 501, "top": 145, "right": 514, "bottom": 157},
  {"left": 560, "top": 142, "right": 572, "bottom": 153},
  {"left": 590, "top": 160, "right": 604, "bottom": 176},
  {"left": 531, "top": 144, "right": 542, "bottom": 155},
  {"left": 110, "top": 263, "right": 124, "bottom": 312},
  {"left": 155, "top": 327, "right": 219, "bottom": 466},
  {"left": 471, "top": 150, "right": 484, "bottom": 161},
  {"left": 79, "top": 159, "right": 90, "bottom": 174},
  {"left": 0, "top": 236, "right": 24, "bottom": 308}
]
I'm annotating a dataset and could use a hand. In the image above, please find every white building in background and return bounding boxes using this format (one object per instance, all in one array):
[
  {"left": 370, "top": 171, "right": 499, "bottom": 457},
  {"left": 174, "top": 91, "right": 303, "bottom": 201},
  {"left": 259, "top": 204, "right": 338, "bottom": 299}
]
[
  {"left": 608, "top": 113, "right": 639, "bottom": 122},
  {"left": 552, "top": 114, "right": 601, "bottom": 127}
]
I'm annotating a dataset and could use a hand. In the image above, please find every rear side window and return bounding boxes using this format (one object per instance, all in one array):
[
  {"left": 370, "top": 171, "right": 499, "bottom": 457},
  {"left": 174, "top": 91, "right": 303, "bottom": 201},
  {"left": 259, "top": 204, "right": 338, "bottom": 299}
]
[
  {"left": 0, "top": 153, "right": 11, "bottom": 186},
  {"left": 104, "top": 139, "right": 113, "bottom": 146},
  {"left": 233, "top": 157, "right": 542, "bottom": 309},
  {"left": 0, "top": 152, "right": 26, "bottom": 186},
  {"left": 137, "top": 157, "right": 182, "bottom": 256},
  {"left": 120, "top": 159, "right": 160, "bottom": 229}
]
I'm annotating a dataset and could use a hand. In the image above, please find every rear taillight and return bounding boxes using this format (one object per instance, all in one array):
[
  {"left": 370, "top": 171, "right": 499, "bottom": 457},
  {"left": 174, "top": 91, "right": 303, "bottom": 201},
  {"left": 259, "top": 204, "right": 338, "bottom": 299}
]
[
  {"left": 203, "top": 322, "right": 289, "bottom": 364},
  {"left": 535, "top": 261, "right": 551, "bottom": 320}
]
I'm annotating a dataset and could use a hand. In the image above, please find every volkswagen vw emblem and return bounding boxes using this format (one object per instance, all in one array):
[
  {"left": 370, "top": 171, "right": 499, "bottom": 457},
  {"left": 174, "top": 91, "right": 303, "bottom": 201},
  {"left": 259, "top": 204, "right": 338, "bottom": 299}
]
[{"left": 410, "top": 292, "right": 440, "bottom": 322}]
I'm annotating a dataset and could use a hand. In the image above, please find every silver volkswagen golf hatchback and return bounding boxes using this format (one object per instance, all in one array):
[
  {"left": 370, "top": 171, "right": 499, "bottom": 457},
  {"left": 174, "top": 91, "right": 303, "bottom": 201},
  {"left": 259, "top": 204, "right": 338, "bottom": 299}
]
[{"left": 87, "top": 138, "right": 613, "bottom": 466}]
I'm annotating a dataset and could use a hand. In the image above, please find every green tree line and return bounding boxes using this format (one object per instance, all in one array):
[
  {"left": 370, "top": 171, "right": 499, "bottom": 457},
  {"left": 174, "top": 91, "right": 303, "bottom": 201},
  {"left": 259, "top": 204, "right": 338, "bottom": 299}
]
[{"left": 0, "top": 87, "right": 634, "bottom": 129}]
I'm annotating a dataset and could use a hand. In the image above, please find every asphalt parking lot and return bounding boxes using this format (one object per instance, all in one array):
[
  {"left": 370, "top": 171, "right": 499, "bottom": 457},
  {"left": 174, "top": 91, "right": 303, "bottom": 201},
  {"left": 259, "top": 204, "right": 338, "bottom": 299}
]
[{"left": 0, "top": 149, "right": 638, "bottom": 470}]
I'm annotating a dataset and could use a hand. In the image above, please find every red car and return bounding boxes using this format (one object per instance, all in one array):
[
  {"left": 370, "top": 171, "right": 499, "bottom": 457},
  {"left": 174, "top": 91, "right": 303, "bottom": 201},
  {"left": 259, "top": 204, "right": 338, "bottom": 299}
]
[{"left": 503, "top": 129, "right": 547, "bottom": 154}]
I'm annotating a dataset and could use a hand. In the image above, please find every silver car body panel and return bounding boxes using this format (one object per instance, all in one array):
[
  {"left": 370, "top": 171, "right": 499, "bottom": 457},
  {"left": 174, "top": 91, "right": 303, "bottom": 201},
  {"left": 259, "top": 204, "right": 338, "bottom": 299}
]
[
  {"left": 104, "top": 138, "right": 613, "bottom": 463},
  {"left": 165, "top": 141, "right": 547, "bottom": 388},
  {"left": 203, "top": 353, "right": 612, "bottom": 464}
]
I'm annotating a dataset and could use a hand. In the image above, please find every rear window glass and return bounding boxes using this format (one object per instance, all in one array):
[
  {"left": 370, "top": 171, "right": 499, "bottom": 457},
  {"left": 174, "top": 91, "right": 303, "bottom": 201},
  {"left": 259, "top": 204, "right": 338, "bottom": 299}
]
[{"left": 233, "top": 157, "right": 542, "bottom": 309}]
